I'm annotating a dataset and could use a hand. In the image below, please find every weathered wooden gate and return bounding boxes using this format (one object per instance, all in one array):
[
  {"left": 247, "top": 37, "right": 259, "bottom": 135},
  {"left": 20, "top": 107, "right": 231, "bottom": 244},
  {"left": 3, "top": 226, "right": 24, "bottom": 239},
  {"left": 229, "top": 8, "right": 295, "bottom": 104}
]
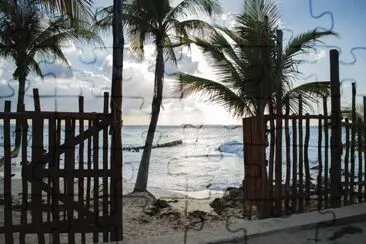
[{"left": 0, "top": 89, "right": 122, "bottom": 243}]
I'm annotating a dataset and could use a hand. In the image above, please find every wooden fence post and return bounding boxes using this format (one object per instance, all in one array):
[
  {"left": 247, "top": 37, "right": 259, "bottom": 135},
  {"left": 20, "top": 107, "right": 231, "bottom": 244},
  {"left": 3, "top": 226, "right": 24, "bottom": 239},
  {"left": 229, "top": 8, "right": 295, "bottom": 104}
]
[
  {"left": 274, "top": 29, "right": 283, "bottom": 216},
  {"left": 330, "top": 49, "right": 342, "bottom": 208},
  {"left": 350, "top": 83, "right": 356, "bottom": 203},
  {"left": 363, "top": 96, "right": 366, "bottom": 123},
  {"left": 242, "top": 116, "right": 270, "bottom": 218},
  {"left": 31, "top": 90, "right": 45, "bottom": 243},
  {"left": 323, "top": 96, "right": 330, "bottom": 207},
  {"left": 4, "top": 101, "right": 14, "bottom": 244}
]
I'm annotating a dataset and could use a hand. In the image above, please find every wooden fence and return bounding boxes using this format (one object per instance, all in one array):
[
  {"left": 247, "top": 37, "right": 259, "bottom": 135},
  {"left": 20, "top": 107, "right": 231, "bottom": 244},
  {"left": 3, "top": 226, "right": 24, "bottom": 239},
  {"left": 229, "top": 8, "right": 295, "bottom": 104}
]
[
  {"left": 242, "top": 49, "right": 366, "bottom": 217},
  {"left": 0, "top": 89, "right": 122, "bottom": 243}
]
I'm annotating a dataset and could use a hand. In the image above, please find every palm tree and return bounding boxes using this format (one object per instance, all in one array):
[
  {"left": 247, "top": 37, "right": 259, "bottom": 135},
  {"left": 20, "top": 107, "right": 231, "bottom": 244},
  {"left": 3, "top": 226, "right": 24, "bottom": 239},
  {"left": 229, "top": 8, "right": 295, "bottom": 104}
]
[
  {"left": 30, "top": 0, "right": 94, "bottom": 21},
  {"left": 175, "top": 0, "right": 336, "bottom": 217},
  {"left": 0, "top": 0, "right": 102, "bottom": 166},
  {"left": 95, "top": 0, "right": 222, "bottom": 192},
  {"left": 177, "top": 0, "right": 335, "bottom": 117}
]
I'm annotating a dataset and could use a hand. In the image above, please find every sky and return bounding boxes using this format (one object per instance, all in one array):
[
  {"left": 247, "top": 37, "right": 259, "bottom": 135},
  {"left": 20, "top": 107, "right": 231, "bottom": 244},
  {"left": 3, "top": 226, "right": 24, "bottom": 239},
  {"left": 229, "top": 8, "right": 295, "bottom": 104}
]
[{"left": 0, "top": 0, "right": 366, "bottom": 125}]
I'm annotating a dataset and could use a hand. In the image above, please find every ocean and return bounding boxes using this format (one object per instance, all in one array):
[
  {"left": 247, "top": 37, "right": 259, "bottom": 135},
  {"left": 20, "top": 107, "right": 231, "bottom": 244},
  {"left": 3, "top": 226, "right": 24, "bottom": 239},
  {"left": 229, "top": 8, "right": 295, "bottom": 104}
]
[{"left": 0, "top": 125, "right": 361, "bottom": 197}]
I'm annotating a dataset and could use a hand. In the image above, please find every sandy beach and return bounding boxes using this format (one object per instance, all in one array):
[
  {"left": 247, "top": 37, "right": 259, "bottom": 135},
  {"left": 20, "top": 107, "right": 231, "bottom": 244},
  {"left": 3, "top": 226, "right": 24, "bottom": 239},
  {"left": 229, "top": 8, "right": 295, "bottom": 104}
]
[{"left": 0, "top": 179, "right": 234, "bottom": 243}]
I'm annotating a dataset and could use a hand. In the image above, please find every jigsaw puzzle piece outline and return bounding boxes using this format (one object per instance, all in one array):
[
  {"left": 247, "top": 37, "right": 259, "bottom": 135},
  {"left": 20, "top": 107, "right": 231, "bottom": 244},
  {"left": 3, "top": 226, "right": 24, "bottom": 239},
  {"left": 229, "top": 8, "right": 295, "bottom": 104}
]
[{"left": 308, "top": 0, "right": 335, "bottom": 31}]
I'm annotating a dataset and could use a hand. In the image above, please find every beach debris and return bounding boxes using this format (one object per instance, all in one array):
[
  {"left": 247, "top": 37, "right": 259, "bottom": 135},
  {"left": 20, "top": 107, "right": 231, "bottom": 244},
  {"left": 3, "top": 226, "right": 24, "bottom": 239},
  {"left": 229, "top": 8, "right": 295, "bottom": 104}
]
[
  {"left": 328, "top": 226, "right": 363, "bottom": 241},
  {"left": 153, "top": 199, "right": 170, "bottom": 209},
  {"left": 210, "top": 198, "right": 226, "bottom": 215},
  {"left": 167, "top": 197, "right": 178, "bottom": 203},
  {"left": 224, "top": 187, "right": 243, "bottom": 199},
  {"left": 123, "top": 139, "right": 183, "bottom": 152},
  {"left": 187, "top": 210, "right": 207, "bottom": 221},
  {"left": 159, "top": 210, "right": 181, "bottom": 221},
  {"left": 210, "top": 186, "right": 245, "bottom": 216},
  {"left": 145, "top": 198, "right": 172, "bottom": 216},
  {"left": 311, "top": 165, "right": 320, "bottom": 170}
]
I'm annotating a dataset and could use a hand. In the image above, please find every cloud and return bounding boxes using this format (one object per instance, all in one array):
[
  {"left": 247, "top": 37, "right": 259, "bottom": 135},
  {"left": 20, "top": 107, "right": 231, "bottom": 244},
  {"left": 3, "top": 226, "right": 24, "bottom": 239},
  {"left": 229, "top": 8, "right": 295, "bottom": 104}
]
[
  {"left": 311, "top": 50, "right": 326, "bottom": 61},
  {"left": 37, "top": 61, "right": 73, "bottom": 78}
]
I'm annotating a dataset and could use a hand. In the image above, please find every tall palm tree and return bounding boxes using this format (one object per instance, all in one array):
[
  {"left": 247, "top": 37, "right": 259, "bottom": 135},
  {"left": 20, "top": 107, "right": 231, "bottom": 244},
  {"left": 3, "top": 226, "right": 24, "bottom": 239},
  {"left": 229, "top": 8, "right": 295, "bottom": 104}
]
[
  {"left": 0, "top": 0, "right": 102, "bottom": 165},
  {"left": 95, "top": 0, "right": 222, "bottom": 192},
  {"left": 177, "top": 0, "right": 336, "bottom": 118},
  {"left": 175, "top": 0, "right": 336, "bottom": 217}
]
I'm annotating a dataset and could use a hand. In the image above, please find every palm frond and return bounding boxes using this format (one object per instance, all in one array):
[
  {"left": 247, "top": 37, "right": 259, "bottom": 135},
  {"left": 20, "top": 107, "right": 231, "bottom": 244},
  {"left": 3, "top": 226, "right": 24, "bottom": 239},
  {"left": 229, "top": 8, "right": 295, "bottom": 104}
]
[
  {"left": 175, "top": 73, "right": 255, "bottom": 117},
  {"left": 37, "top": 0, "right": 94, "bottom": 22},
  {"left": 283, "top": 29, "right": 338, "bottom": 64},
  {"left": 29, "top": 58, "right": 44, "bottom": 78},
  {"left": 283, "top": 81, "right": 331, "bottom": 114},
  {"left": 341, "top": 103, "right": 364, "bottom": 122},
  {"left": 163, "top": 37, "right": 178, "bottom": 65},
  {"left": 166, "top": 0, "right": 222, "bottom": 22}
]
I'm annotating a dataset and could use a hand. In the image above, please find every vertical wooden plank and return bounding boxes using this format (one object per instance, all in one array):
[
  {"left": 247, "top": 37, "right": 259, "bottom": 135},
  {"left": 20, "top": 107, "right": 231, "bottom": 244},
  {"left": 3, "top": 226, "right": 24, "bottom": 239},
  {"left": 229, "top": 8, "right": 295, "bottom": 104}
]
[
  {"left": 48, "top": 117, "right": 55, "bottom": 221},
  {"left": 298, "top": 96, "right": 304, "bottom": 212},
  {"left": 268, "top": 103, "right": 275, "bottom": 214},
  {"left": 364, "top": 97, "right": 366, "bottom": 202},
  {"left": 49, "top": 117, "right": 60, "bottom": 244},
  {"left": 292, "top": 117, "right": 298, "bottom": 213},
  {"left": 323, "top": 96, "right": 330, "bottom": 207},
  {"left": 33, "top": 89, "right": 41, "bottom": 112},
  {"left": 357, "top": 118, "right": 363, "bottom": 203},
  {"left": 93, "top": 119, "right": 100, "bottom": 243},
  {"left": 47, "top": 118, "right": 52, "bottom": 224},
  {"left": 4, "top": 101, "right": 14, "bottom": 244},
  {"left": 274, "top": 30, "right": 283, "bottom": 216},
  {"left": 317, "top": 115, "right": 323, "bottom": 210},
  {"left": 103, "top": 92, "right": 109, "bottom": 242},
  {"left": 86, "top": 120, "right": 92, "bottom": 210},
  {"left": 363, "top": 96, "right": 366, "bottom": 123},
  {"left": 350, "top": 83, "right": 356, "bottom": 204},
  {"left": 242, "top": 116, "right": 270, "bottom": 218},
  {"left": 62, "top": 119, "right": 67, "bottom": 220},
  {"left": 284, "top": 102, "right": 291, "bottom": 213},
  {"left": 31, "top": 107, "right": 45, "bottom": 244},
  {"left": 330, "top": 49, "right": 342, "bottom": 208},
  {"left": 274, "top": 113, "right": 283, "bottom": 215},
  {"left": 20, "top": 104, "right": 28, "bottom": 244},
  {"left": 78, "top": 96, "right": 86, "bottom": 244},
  {"left": 304, "top": 114, "right": 311, "bottom": 206},
  {"left": 51, "top": 119, "right": 61, "bottom": 244},
  {"left": 344, "top": 118, "right": 350, "bottom": 205},
  {"left": 65, "top": 118, "right": 75, "bottom": 244}
]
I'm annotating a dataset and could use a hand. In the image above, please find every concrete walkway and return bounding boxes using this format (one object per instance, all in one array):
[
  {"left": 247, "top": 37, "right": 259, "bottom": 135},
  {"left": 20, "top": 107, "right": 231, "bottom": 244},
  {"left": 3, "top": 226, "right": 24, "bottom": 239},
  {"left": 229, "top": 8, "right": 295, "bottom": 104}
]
[
  {"left": 244, "top": 220, "right": 366, "bottom": 244},
  {"left": 104, "top": 203, "right": 366, "bottom": 244}
]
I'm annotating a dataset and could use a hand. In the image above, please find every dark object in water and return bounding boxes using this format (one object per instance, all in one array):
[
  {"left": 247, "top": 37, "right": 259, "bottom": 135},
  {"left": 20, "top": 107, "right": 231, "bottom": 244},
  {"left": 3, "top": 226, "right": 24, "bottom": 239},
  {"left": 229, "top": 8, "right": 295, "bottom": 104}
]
[
  {"left": 328, "top": 225, "right": 363, "bottom": 241},
  {"left": 123, "top": 139, "right": 183, "bottom": 152}
]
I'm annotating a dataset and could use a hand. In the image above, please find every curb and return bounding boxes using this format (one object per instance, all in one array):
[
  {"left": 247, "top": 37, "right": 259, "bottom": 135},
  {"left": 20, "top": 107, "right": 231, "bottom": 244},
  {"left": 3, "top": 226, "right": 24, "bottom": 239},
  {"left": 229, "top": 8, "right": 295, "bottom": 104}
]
[
  {"left": 209, "top": 203, "right": 366, "bottom": 243},
  {"left": 102, "top": 203, "right": 366, "bottom": 244}
]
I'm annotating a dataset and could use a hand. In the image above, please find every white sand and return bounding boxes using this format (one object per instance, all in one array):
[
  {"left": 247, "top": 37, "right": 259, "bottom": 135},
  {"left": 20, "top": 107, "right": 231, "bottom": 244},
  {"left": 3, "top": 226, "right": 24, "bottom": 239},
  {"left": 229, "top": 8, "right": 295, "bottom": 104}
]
[{"left": 0, "top": 179, "right": 229, "bottom": 243}]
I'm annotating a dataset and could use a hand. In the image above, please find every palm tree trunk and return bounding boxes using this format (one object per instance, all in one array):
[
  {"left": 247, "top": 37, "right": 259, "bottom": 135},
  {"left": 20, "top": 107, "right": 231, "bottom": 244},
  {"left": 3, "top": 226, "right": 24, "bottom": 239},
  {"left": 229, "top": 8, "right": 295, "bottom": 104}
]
[
  {"left": 14, "top": 76, "right": 26, "bottom": 154},
  {"left": 134, "top": 42, "right": 164, "bottom": 192},
  {"left": 0, "top": 76, "right": 25, "bottom": 168},
  {"left": 110, "top": 0, "right": 124, "bottom": 240}
]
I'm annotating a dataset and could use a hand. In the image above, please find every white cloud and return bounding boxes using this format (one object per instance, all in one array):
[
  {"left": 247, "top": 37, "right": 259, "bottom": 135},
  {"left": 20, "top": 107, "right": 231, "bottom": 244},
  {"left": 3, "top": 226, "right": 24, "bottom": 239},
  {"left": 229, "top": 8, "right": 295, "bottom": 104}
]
[{"left": 311, "top": 50, "right": 326, "bottom": 61}]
